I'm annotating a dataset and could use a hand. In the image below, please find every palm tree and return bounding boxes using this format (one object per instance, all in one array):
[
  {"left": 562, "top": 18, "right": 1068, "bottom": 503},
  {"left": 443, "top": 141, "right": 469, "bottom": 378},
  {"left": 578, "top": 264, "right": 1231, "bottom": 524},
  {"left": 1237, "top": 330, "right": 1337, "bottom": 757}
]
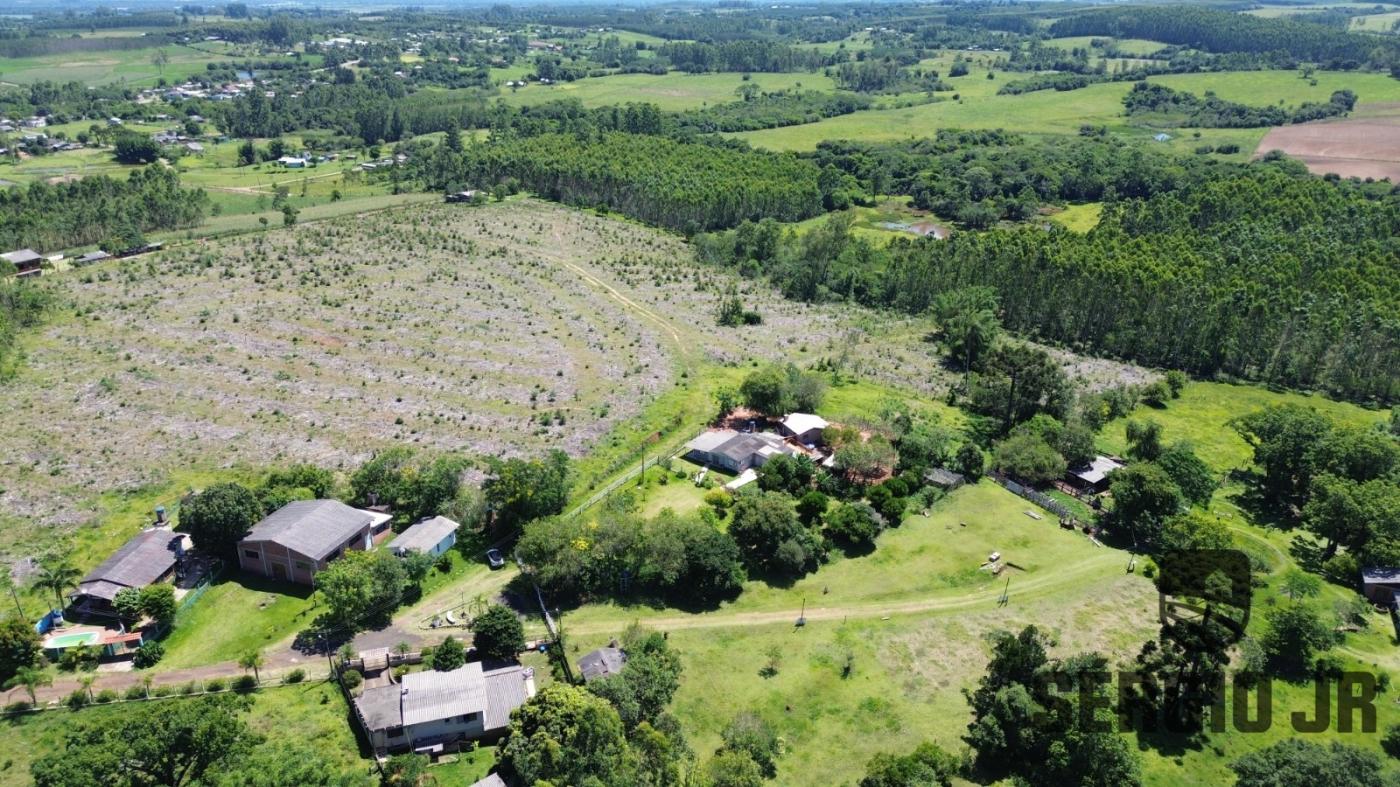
[
  {"left": 142, "top": 674, "right": 154, "bottom": 698},
  {"left": 78, "top": 674, "right": 95, "bottom": 702},
  {"left": 4, "top": 665, "right": 52, "bottom": 704},
  {"left": 239, "top": 650, "right": 265, "bottom": 684},
  {"left": 34, "top": 561, "right": 80, "bottom": 612}
]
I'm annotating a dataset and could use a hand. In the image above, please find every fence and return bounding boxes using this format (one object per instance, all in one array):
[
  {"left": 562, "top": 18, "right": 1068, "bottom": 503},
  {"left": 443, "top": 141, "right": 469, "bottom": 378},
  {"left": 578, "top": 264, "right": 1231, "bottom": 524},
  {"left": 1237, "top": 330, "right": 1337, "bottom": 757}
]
[{"left": 989, "top": 472, "right": 1073, "bottom": 519}]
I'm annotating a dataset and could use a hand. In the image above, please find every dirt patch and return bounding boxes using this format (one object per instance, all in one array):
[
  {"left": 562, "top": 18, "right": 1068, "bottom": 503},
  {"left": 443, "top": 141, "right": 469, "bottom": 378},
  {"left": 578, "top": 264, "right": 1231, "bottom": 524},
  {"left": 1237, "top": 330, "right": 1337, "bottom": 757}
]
[{"left": 1254, "top": 111, "right": 1400, "bottom": 182}]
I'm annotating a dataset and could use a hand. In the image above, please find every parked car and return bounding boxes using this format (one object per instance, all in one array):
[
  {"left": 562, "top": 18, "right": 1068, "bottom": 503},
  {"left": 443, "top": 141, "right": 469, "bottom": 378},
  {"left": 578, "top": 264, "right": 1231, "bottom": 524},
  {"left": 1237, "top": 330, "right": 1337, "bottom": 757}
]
[
  {"left": 486, "top": 548, "right": 506, "bottom": 569},
  {"left": 988, "top": 551, "right": 1001, "bottom": 563}
]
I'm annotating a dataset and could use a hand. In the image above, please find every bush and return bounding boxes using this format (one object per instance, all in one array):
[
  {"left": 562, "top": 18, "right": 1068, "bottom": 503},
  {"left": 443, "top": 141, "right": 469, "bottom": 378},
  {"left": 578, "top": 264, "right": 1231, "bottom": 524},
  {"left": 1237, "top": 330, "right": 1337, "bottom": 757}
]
[
  {"left": 284, "top": 668, "right": 306, "bottom": 685},
  {"left": 152, "top": 685, "right": 173, "bottom": 697},
  {"left": 472, "top": 605, "right": 526, "bottom": 662},
  {"left": 341, "top": 669, "right": 363, "bottom": 690},
  {"left": 435, "top": 552, "right": 453, "bottom": 572},
  {"left": 132, "top": 640, "right": 164, "bottom": 669},
  {"left": 204, "top": 678, "right": 226, "bottom": 692},
  {"left": 94, "top": 689, "right": 118, "bottom": 704},
  {"left": 232, "top": 674, "right": 258, "bottom": 693},
  {"left": 4, "top": 700, "right": 32, "bottom": 715},
  {"left": 66, "top": 690, "right": 89, "bottom": 710},
  {"left": 179, "top": 681, "right": 198, "bottom": 696},
  {"left": 124, "top": 685, "right": 146, "bottom": 700},
  {"left": 1383, "top": 724, "right": 1400, "bottom": 759},
  {"left": 431, "top": 636, "right": 466, "bottom": 671},
  {"left": 1322, "top": 553, "right": 1360, "bottom": 586}
]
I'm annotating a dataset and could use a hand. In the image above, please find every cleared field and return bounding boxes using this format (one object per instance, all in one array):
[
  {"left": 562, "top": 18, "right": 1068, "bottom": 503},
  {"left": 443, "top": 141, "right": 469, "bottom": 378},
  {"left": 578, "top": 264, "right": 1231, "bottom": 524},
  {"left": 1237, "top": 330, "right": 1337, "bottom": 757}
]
[
  {"left": 0, "top": 198, "right": 1005, "bottom": 579},
  {"left": 498, "top": 70, "right": 837, "bottom": 110},
  {"left": 1046, "top": 201, "right": 1103, "bottom": 232},
  {"left": 1254, "top": 106, "right": 1400, "bottom": 181},
  {"left": 1045, "top": 36, "right": 1168, "bottom": 56}
]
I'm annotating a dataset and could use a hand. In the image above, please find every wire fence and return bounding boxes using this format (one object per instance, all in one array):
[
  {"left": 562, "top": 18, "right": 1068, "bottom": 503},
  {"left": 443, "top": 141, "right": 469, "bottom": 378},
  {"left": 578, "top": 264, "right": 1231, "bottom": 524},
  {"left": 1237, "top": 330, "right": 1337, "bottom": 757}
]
[{"left": 989, "top": 472, "right": 1073, "bottom": 519}]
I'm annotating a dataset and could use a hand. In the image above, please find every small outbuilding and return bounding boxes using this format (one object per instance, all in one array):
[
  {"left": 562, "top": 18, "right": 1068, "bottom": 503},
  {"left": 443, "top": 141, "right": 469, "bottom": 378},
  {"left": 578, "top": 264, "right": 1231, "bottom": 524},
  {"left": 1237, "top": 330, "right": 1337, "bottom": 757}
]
[
  {"left": 579, "top": 646, "right": 627, "bottom": 682},
  {"left": 2, "top": 248, "right": 43, "bottom": 277},
  {"left": 72, "top": 527, "right": 188, "bottom": 611},
  {"left": 924, "top": 467, "right": 966, "bottom": 491},
  {"left": 779, "top": 412, "right": 829, "bottom": 445},
  {"left": 1362, "top": 568, "right": 1400, "bottom": 605},
  {"left": 388, "top": 515, "right": 460, "bottom": 557},
  {"left": 1066, "top": 455, "right": 1125, "bottom": 494}
]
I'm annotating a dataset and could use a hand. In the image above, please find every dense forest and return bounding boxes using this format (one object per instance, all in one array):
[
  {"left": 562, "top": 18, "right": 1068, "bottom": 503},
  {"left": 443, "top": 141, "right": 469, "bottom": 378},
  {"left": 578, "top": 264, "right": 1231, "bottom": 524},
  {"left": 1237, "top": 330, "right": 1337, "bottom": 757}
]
[
  {"left": 438, "top": 133, "right": 824, "bottom": 232},
  {"left": 1123, "top": 82, "right": 1356, "bottom": 128},
  {"left": 656, "top": 40, "right": 834, "bottom": 73},
  {"left": 1049, "top": 7, "right": 1398, "bottom": 69},
  {"left": 697, "top": 159, "right": 1399, "bottom": 402},
  {"left": 0, "top": 167, "right": 207, "bottom": 253}
]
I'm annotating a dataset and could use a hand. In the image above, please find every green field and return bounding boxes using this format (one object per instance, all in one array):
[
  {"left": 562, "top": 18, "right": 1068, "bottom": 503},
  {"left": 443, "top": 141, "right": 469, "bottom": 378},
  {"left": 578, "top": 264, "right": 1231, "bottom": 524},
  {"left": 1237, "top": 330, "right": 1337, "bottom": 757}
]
[
  {"left": 498, "top": 70, "right": 838, "bottom": 111},
  {"left": 1097, "top": 380, "right": 1387, "bottom": 472},
  {"left": 1045, "top": 36, "right": 1169, "bottom": 56},
  {"left": 159, "top": 575, "right": 319, "bottom": 670},
  {"left": 1047, "top": 202, "right": 1104, "bottom": 233},
  {"left": 733, "top": 68, "right": 1400, "bottom": 152},
  {"left": 0, "top": 43, "right": 242, "bottom": 87}
]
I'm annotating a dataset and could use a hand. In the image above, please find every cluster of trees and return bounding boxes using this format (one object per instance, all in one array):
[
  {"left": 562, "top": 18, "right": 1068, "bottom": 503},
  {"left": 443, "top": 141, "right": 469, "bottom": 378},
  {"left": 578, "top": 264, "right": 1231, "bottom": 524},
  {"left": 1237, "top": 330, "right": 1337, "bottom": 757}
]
[
  {"left": 30, "top": 694, "right": 364, "bottom": 787},
  {"left": 675, "top": 90, "right": 872, "bottom": 134},
  {"left": 832, "top": 59, "right": 948, "bottom": 93},
  {"left": 1048, "top": 7, "right": 1397, "bottom": 69},
  {"left": 0, "top": 275, "right": 50, "bottom": 378},
  {"left": 1108, "top": 420, "right": 1218, "bottom": 548},
  {"left": 442, "top": 132, "right": 825, "bottom": 232},
  {"left": 348, "top": 446, "right": 473, "bottom": 525},
  {"left": 178, "top": 465, "right": 336, "bottom": 560},
  {"left": 656, "top": 40, "right": 833, "bottom": 73},
  {"left": 1123, "top": 82, "right": 1356, "bottom": 128},
  {"left": 0, "top": 166, "right": 207, "bottom": 253},
  {"left": 1233, "top": 404, "right": 1400, "bottom": 573},
  {"left": 997, "top": 72, "right": 1095, "bottom": 95},
  {"left": 496, "top": 627, "right": 693, "bottom": 786}
]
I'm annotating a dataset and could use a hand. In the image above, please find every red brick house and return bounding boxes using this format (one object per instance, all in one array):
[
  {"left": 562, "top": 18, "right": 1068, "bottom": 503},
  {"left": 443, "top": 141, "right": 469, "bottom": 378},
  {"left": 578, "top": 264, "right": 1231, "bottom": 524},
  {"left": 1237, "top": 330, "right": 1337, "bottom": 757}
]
[{"left": 237, "top": 500, "right": 392, "bottom": 585}]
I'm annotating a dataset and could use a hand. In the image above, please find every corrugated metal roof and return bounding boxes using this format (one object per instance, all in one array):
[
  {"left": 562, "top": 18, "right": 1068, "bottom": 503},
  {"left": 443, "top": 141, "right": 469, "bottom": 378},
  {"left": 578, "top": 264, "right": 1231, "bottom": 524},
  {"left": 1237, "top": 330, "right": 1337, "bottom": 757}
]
[
  {"left": 579, "top": 647, "right": 627, "bottom": 682},
  {"left": 401, "top": 662, "right": 487, "bottom": 727},
  {"left": 77, "top": 528, "right": 184, "bottom": 599},
  {"left": 482, "top": 665, "right": 534, "bottom": 731},
  {"left": 388, "top": 516, "right": 460, "bottom": 554},
  {"left": 240, "top": 500, "right": 373, "bottom": 561}
]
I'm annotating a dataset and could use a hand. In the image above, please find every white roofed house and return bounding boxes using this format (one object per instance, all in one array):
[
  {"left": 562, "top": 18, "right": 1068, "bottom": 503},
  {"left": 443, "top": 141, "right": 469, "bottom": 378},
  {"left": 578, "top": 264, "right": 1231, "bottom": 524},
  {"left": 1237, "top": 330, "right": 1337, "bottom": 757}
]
[
  {"left": 353, "top": 662, "right": 536, "bottom": 756},
  {"left": 388, "top": 516, "right": 460, "bottom": 557},
  {"left": 1066, "top": 455, "right": 1125, "bottom": 494},
  {"left": 685, "top": 430, "right": 798, "bottom": 474}
]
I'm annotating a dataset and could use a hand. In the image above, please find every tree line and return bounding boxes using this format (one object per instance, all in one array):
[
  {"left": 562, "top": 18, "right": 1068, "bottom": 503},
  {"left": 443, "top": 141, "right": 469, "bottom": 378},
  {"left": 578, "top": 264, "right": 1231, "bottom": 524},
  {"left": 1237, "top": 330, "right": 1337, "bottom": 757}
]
[
  {"left": 1048, "top": 7, "right": 1398, "bottom": 70},
  {"left": 0, "top": 166, "right": 208, "bottom": 253},
  {"left": 1123, "top": 82, "right": 1356, "bottom": 128}
]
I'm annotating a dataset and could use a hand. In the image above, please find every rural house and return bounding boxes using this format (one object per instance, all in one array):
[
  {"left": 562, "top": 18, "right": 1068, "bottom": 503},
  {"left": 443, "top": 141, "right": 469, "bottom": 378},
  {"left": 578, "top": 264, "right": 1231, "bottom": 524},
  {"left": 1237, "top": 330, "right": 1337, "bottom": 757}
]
[
  {"left": 237, "top": 500, "right": 392, "bottom": 585},
  {"left": 779, "top": 412, "right": 829, "bottom": 445},
  {"left": 579, "top": 646, "right": 627, "bottom": 682},
  {"left": 71, "top": 527, "right": 189, "bottom": 613},
  {"left": 685, "top": 429, "right": 797, "bottom": 474},
  {"left": 388, "top": 516, "right": 460, "bottom": 557},
  {"left": 2, "top": 248, "right": 43, "bottom": 277},
  {"left": 353, "top": 662, "right": 536, "bottom": 755}
]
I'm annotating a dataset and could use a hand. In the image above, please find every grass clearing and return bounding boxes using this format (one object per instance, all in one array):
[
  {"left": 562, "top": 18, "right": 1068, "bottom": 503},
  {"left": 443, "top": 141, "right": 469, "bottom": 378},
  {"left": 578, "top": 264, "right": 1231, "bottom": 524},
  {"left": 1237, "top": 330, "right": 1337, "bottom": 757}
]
[
  {"left": 159, "top": 574, "right": 319, "bottom": 670},
  {"left": 499, "top": 70, "right": 837, "bottom": 111},
  {"left": 1096, "top": 381, "right": 1387, "bottom": 473},
  {"left": 1046, "top": 202, "right": 1103, "bottom": 232}
]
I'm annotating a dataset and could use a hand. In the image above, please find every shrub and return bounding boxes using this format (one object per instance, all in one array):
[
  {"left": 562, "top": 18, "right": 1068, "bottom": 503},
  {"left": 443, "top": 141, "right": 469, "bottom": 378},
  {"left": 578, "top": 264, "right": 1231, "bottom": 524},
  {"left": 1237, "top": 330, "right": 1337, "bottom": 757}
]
[
  {"left": 132, "top": 640, "right": 164, "bottom": 669},
  {"left": 472, "top": 605, "right": 526, "bottom": 661},
  {"left": 179, "top": 681, "right": 198, "bottom": 695},
  {"left": 204, "top": 678, "right": 226, "bottom": 692},
  {"left": 1383, "top": 724, "right": 1400, "bottom": 759},
  {"left": 435, "top": 552, "right": 453, "bottom": 572},
  {"left": 4, "top": 700, "right": 32, "bottom": 715},
  {"left": 284, "top": 668, "right": 306, "bottom": 685},
  {"left": 66, "top": 689, "right": 89, "bottom": 710},
  {"left": 431, "top": 636, "right": 466, "bottom": 671},
  {"left": 124, "top": 685, "right": 146, "bottom": 700},
  {"left": 341, "top": 669, "right": 363, "bottom": 690},
  {"left": 152, "top": 685, "right": 173, "bottom": 697},
  {"left": 94, "top": 689, "right": 118, "bottom": 704},
  {"left": 232, "top": 674, "right": 258, "bottom": 693}
]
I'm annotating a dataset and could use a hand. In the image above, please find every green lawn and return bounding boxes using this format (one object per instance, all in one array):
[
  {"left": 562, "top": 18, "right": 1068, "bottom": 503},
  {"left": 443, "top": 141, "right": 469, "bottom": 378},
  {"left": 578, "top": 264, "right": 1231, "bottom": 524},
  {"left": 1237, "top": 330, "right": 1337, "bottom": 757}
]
[
  {"left": 0, "top": 43, "right": 244, "bottom": 87},
  {"left": 1096, "top": 381, "right": 1387, "bottom": 473},
  {"left": 159, "top": 574, "right": 319, "bottom": 670},
  {"left": 1044, "top": 36, "right": 1169, "bottom": 56}
]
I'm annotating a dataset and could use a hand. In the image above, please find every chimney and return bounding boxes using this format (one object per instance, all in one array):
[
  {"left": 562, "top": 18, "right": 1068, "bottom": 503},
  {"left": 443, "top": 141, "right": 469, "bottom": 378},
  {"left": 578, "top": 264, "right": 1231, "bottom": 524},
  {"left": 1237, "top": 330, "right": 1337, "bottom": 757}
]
[{"left": 154, "top": 505, "right": 167, "bottom": 525}]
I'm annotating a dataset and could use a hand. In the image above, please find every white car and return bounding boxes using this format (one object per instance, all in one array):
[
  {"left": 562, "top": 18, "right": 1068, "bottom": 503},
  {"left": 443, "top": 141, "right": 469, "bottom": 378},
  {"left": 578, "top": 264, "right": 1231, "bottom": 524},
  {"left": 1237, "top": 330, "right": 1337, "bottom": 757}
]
[{"left": 988, "top": 552, "right": 1001, "bottom": 563}]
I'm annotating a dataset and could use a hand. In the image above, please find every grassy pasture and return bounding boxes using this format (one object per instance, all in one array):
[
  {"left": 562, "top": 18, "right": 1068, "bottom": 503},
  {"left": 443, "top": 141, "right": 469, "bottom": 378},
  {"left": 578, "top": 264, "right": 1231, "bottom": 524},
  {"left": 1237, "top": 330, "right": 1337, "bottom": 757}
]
[
  {"left": 1045, "top": 36, "right": 1169, "bottom": 56},
  {"left": 0, "top": 43, "right": 242, "bottom": 87},
  {"left": 1046, "top": 202, "right": 1104, "bottom": 233},
  {"left": 159, "top": 574, "right": 320, "bottom": 670},
  {"left": 498, "top": 70, "right": 837, "bottom": 111},
  {"left": 1096, "top": 381, "right": 1386, "bottom": 473}
]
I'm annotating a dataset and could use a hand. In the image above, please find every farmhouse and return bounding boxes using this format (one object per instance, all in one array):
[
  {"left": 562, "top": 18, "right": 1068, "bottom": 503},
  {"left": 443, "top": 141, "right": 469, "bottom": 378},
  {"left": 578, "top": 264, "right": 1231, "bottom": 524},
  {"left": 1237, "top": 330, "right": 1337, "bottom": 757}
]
[
  {"left": 71, "top": 527, "right": 188, "bottom": 612},
  {"left": 388, "top": 515, "right": 460, "bottom": 557},
  {"left": 2, "top": 248, "right": 44, "bottom": 277},
  {"left": 578, "top": 646, "right": 627, "bottom": 682},
  {"left": 779, "top": 412, "right": 829, "bottom": 445},
  {"left": 1066, "top": 455, "right": 1125, "bottom": 494},
  {"left": 1362, "top": 568, "right": 1400, "bottom": 605},
  {"left": 924, "top": 467, "right": 966, "bottom": 491},
  {"left": 685, "top": 429, "right": 797, "bottom": 474},
  {"left": 353, "top": 662, "right": 536, "bottom": 755},
  {"left": 237, "top": 499, "right": 392, "bottom": 585}
]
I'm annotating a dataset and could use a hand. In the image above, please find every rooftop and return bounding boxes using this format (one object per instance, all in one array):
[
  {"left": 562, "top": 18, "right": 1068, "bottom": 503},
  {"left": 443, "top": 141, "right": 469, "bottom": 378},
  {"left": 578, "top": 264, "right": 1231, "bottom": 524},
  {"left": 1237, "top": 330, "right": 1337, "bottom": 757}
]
[
  {"left": 388, "top": 516, "right": 460, "bottom": 554},
  {"left": 782, "top": 412, "right": 829, "bottom": 435},
  {"left": 240, "top": 499, "right": 374, "bottom": 561},
  {"left": 1069, "top": 455, "right": 1125, "bottom": 486},
  {"left": 2, "top": 249, "right": 42, "bottom": 265},
  {"left": 579, "top": 646, "right": 627, "bottom": 682},
  {"left": 76, "top": 527, "right": 186, "bottom": 601},
  {"left": 1362, "top": 568, "right": 1400, "bottom": 585},
  {"left": 355, "top": 662, "right": 534, "bottom": 733}
]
